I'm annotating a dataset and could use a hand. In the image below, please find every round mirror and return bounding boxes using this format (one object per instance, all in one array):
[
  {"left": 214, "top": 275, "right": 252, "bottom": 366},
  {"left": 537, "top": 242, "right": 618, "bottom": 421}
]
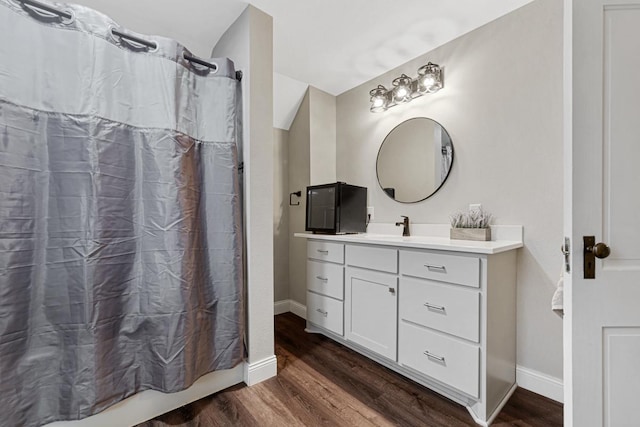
[{"left": 376, "top": 117, "right": 454, "bottom": 203}]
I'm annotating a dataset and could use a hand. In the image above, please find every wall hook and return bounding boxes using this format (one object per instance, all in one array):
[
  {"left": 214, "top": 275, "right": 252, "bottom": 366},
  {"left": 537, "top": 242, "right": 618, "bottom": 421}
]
[{"left": 289, "top": 191, "right": 301, "bottom": 206}]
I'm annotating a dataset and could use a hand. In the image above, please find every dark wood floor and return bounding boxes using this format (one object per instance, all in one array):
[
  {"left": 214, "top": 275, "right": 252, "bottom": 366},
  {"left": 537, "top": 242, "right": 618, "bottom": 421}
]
[{"left": 139, "top": 313, "right": 563, "bottom": 426}]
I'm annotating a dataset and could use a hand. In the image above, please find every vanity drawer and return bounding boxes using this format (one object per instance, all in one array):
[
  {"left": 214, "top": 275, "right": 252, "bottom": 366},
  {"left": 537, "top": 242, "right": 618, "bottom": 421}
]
[
  {"left": 399, "top": 277, "right": 480, "bottom": 342},
  {"left": 307, "top": 291, "right": 344, "bottom": 336},
  {"left": 307, "top": 260, "right": 344, "bottom": 300},
  {"left": 399, "top": 321, "right": 479, "bottom": 398},
  {"left": 346, "top": 244, "right": 398, "bottom": 273},
  {"left": 308, "top": 240, "right": 344, "bottom": 264},
  {"left": 400, "top": 250, "right": 480, "bottom": 288}
]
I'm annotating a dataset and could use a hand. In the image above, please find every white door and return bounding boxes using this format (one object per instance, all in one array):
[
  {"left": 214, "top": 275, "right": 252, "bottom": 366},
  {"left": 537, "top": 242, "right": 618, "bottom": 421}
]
[
  {"left": 567, "top": 1, "right": 640, "bottom": 425},
  {"left": 345, "top": 267, "right": 397, "bottom": 360}
]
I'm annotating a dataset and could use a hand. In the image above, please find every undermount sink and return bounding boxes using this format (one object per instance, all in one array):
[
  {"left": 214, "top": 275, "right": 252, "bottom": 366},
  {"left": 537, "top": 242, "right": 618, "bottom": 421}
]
[
  {"left": 360, "top": 233, "right": 403, "bottom": 240},
  {"left": 361, "top": 234, "right": 444, "bottom": 242}
]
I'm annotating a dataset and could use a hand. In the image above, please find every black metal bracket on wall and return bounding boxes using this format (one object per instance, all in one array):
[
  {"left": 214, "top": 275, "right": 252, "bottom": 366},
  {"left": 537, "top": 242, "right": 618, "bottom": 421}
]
[{"left": 289, "top": 191, "right": 301, "bottom": 206}]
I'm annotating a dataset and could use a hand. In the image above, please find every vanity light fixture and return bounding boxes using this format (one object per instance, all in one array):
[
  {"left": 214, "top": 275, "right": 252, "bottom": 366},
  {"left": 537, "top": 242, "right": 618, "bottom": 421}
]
[
  {"left": 392, "top": 74, "right": 412, "bottom": 104},
  {"left": 417, "top": 62, "right": 443, "bottom": 93},
  {"left": 369, "top": 85, "right": 389, "bottom": 113},
  {"left": 369, "top": 62, "right": 443, "bottom": 112}
]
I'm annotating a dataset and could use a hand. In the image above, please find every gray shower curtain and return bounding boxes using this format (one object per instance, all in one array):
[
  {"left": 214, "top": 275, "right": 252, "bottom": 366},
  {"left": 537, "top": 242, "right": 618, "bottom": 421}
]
[{"left": 0, "top": 1, "right": 244, "bottom": 426}]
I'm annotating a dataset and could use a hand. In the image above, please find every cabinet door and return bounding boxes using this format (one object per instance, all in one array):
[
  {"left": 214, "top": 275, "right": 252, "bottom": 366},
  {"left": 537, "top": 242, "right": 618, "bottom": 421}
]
[{"left": 345, "top": 267, "right": 397, "bottom": 361}]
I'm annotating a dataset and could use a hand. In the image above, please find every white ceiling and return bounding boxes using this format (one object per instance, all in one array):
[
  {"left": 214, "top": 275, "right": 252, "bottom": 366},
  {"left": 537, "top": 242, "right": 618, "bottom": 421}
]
[
  {"left": 58, "top": 0, "right": 534, "bottom": 127},
  {"left": 252, "top": 0, "right": 533, "bottom": 96}
]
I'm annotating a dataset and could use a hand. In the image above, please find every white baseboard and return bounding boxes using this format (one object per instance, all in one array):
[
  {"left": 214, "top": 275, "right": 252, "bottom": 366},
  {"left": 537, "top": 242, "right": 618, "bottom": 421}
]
[
  {"left": 516, "top": 365, "right": 564, "bottom": 403},
  {"left": 289, "top": 300, "right": 307, "bottom": 319},
  {"left": 273, "top": 299, "right": 307, "bottom": 319},
  {"left": 274, "top": 300, "right": 290, "bottom": 315},
  {"left": 45, "top": 365, "right": 244, "bottom": 427},
  {"left": 244, "top": 355, "right": 277, "bottom": 386}
]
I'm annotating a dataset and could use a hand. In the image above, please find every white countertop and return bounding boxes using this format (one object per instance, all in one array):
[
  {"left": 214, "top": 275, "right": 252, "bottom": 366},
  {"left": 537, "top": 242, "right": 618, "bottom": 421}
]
[{"left": 294, "top": 225, "right": 523, "bottom": 254}]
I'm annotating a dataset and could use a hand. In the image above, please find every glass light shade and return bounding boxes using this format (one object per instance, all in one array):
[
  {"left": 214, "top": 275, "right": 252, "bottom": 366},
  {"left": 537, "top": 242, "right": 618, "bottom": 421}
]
[
  {"left": 392, "top": 74, "right": 412, "bottom": 104},
  {"left": 417, "top": 62, "right": 443, "bottom": 93},
  {"left": 369, "top": 85, "right": 388, "bottom": 113}
]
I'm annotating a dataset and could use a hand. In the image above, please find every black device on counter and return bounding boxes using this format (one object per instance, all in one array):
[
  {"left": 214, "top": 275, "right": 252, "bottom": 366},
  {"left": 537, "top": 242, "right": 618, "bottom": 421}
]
[{"left": 305, "top": 182, "right": 367, "bottom": 234}]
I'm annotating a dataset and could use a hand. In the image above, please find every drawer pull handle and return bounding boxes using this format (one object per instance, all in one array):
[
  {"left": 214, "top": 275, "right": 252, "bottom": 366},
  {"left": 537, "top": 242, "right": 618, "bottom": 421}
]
[
  {"left": 425, "top": 264, "right": 446, "bottom": 272},
  {"left": 424, "top": 302, "right": 446, "bottom": 312},
  {"left": 316, "top": 276, "right": 328, "bottom": 281},
  {"left": 424, "top": 350, "right": 446, "bottom": 363},
  {"left": 316, "top": 308, "right": 328, "bottom": 317},
  {"left": 317, "top": 249, "right": 329, "bottom": 254}
]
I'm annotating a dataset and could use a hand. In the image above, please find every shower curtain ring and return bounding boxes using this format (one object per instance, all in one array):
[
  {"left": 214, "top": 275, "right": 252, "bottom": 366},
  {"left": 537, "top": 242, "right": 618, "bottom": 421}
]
[
  {"left": 110, "top": 27, "right": 158, "bottom": 51},
  {"left": 18, "top": 0, "right": 74, "bottom": 23},
  {"left": 183, "top": 52, "right": 219, "bottom": 73}
]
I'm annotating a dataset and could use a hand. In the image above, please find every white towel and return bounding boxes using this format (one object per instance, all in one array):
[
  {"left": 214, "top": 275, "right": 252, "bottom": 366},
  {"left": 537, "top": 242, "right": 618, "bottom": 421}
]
[{"left": 552, "top": 274, "right": 563, "bottom": 317}]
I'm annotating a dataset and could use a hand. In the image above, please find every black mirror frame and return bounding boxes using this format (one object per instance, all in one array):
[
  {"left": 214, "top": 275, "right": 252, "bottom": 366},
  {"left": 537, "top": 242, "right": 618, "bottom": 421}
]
[{"left": 375, "top": 117, "right": 454, "bottom": 204}]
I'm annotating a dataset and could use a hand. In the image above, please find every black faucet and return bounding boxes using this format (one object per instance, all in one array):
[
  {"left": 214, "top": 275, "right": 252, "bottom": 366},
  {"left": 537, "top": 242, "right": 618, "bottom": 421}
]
[{"left": 396, "top": 216, "right": 410, "bottom": 237}]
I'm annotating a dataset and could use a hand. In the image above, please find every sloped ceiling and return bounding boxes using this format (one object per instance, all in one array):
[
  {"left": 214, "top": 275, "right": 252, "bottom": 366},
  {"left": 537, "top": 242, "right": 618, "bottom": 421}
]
[{"left": 53, "top": 0, "right": 534, "bottom": 128}]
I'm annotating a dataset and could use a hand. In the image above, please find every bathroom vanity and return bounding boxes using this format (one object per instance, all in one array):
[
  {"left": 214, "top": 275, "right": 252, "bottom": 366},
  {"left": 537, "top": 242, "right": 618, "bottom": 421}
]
[{"left": 295, "top": 228, "right": 523, "bottom": 426}]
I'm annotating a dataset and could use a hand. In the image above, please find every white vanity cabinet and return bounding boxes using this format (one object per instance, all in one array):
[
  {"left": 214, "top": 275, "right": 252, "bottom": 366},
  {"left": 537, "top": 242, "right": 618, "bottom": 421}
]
[{"left": 297, "top": 230, "right": 522, "bottom": 426}]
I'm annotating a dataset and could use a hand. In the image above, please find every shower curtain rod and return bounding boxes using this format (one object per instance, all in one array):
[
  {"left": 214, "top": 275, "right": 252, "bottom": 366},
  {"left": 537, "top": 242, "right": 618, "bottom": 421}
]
[{"left": 16, "top": 0, "right": 242, "bottom": 80}]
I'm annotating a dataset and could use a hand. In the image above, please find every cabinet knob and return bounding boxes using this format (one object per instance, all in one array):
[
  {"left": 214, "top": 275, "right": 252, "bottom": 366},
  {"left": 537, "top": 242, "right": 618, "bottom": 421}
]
[{"left": 388, "top": 288, "right": 396, "bottom": 295}]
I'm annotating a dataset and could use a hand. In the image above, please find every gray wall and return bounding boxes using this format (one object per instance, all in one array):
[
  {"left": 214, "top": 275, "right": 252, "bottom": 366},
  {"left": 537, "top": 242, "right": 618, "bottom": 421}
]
[
  {"left": 286, "top": 87, "right": 338, "bottom": 306},
  {"left": 309, "top": 88, "right": 337, "bottom": 185},
  {"left": 212, "top": 5, "right": 275, "bottom": 370},
  {"left": 336, "top": 0, "right": 563, "bottom": 379},
  {"left": 273, "top": 128, "right": 290, "bottom": 302},
  {"left": 288, "top": 91, "right": 311, "bottom": 305}
]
